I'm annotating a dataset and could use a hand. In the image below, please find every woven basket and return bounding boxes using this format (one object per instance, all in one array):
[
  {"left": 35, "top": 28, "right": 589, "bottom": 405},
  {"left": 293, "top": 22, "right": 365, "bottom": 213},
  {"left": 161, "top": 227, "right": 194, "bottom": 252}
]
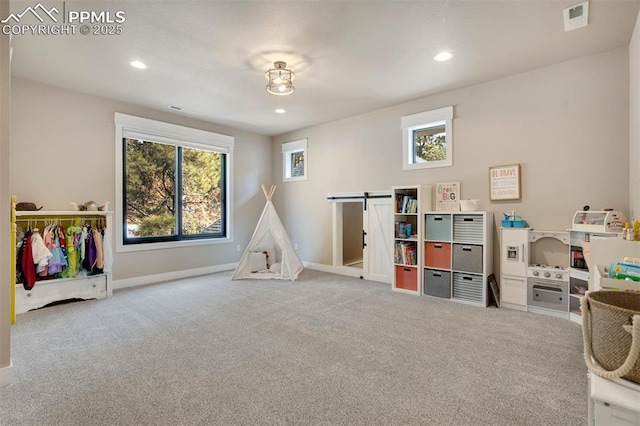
[{"left": 581, "top": 291, "right": 640, "bottom": 384}]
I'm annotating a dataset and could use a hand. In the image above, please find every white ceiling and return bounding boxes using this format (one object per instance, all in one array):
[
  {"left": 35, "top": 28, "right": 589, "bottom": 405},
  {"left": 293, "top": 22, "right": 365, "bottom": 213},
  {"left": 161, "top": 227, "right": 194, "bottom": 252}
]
[{"left": 8, "top": 0, "right": 640, "bottom": 136}]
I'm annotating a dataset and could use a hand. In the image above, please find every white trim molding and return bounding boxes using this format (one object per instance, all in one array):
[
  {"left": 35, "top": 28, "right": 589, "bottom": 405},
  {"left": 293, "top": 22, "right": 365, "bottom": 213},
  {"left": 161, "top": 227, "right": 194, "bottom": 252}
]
[
  {"left": 112, "top": 261, "right": 384, "bottom": 290},
  {"left": 0, "top": 363, "right": 13, "bottom": 388},
  {"left": 112, "top": 263, "right": 238, "bottom": 290},
  {"left": 303, "top": 262, "right": 364, "bottom": 279}
]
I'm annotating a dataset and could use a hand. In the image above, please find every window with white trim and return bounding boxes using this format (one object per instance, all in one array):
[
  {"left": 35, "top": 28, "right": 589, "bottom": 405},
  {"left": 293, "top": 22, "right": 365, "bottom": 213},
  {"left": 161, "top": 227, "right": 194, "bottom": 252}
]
[
  {"left": 115, "top": 113, "right": 234, "bottom": 252},
  {"left": 282, "top": 139, "right": 307, "bottom": 181},
  {"left": 401, "top": 106, "right": 453, "bottom": 170}
]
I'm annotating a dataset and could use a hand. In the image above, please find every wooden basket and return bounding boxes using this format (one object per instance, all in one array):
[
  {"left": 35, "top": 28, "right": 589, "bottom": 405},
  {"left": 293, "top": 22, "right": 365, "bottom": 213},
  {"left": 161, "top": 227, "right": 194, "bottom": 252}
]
[{"left": 581, "top": 291, "right": 640, "bottom": 384}]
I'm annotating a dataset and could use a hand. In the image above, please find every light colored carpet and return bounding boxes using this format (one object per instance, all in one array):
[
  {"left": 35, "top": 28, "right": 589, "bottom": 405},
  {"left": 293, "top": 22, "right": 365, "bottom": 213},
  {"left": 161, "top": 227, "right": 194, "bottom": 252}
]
[{"left": 0, "top": 269, "right": 586, "bottom": 425}]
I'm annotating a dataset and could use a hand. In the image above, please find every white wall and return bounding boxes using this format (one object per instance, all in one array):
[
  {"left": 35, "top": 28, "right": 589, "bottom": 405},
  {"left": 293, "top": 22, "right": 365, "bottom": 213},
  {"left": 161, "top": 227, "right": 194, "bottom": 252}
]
[
  {"left": 0, "top": 0, "right": 12, "bottom": 387},
  {"left": 630, "top": 10, "right": 640, "bottom": 219},
  {"left": 273, "top": 48, "right": 631, "bottom": 267},
  {"left": 11, "top": 78, "right": 272, "bottom": 281}
]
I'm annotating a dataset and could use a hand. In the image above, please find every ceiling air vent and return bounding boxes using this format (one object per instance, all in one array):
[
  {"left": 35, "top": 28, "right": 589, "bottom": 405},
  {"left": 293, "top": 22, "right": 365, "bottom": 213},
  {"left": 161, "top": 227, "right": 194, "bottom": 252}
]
[
  {"left": 563, "top": 1, "right": 589, "bottom": 32},
  {"left": 167, "top": 105, "right": 197, "bottom": 115}
]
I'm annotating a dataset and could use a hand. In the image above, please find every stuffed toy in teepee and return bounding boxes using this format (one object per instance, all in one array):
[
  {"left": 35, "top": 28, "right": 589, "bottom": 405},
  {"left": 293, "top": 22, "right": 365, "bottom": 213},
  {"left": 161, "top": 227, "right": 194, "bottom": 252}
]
[{"left": 232, "top": 185, "right": 303, "bottom": 281}]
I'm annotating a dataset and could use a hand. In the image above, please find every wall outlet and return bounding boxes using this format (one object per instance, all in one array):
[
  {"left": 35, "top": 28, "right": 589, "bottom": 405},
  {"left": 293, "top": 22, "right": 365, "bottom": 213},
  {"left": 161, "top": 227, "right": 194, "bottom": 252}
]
[
  {"left": 236, "top": 244, "right": 241, "bottom": 252},
  {"left": 294, "top": 243, "right": 298, "bottom": 250}
]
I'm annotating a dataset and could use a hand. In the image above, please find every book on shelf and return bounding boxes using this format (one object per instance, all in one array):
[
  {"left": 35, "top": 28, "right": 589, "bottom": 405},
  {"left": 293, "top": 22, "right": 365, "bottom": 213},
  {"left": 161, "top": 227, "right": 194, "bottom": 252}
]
[
  {"left": 395, "top": 194, "right": 418, "bottom": 214},
  {"left": 394, "top": 194, "right": 403, "bottom": 213},
  {"left": 394, "top": 241, "right": 417, "bottom": 265},
  {"left": 394, "top": 221, "right": 413, "bottom": 239}
]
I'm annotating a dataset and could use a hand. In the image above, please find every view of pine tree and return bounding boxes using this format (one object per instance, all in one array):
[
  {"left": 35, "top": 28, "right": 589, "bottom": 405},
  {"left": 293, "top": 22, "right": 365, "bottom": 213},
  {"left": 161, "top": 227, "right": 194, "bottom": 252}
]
[
  {"left": 125, "top": 139, "right": 223, "bottom": 238},
  {"left": 182, "top": 148, "right": 223, "bottom": 234},
  {"left": 414, "top": 129, "right": 446, "bottom": 162},
  {"left": 126, "top": 139, "right": 176, "bottom": 237}
]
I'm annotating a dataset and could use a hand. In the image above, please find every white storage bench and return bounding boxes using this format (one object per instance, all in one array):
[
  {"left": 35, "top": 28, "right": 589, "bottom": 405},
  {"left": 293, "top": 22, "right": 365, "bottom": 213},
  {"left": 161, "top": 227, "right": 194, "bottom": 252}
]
[{"left": 15, "top": 274, "right": 109, "bottom": 314}]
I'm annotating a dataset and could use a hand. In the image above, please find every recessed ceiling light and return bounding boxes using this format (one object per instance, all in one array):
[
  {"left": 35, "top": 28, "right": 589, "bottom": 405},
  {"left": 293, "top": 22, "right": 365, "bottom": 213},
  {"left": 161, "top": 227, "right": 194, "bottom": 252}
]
[
  {"left": 130, "top": 60, "right": 147, "bottom": 69},
  {"left": 275, "top": 109, "right": 286, "bottom": 114},
  {"left": 434, "top": 51, "right": 454, "bottom": 62}
]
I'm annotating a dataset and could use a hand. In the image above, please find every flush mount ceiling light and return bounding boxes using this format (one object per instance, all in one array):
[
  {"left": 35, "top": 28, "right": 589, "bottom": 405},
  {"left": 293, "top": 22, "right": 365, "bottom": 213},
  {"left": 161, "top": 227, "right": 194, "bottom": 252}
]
[
  {"left": 275, "top": 108, "right": 286, "bottom": 114},
  {"left": 265, "top": 61, "right": 295, "bottom": 96},
  {"left": 434, "top": 51, "right": 454, "bottom": 62}
]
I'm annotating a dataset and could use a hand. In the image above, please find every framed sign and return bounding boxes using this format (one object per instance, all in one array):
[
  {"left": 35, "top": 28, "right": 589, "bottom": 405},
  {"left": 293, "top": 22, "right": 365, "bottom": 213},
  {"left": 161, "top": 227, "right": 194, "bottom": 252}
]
[
  {"left": 435, "top": 181, "right": 460, "bottom": 212},
  {"left": 489, "top": 164, "right": 521, "bottom": 200}
]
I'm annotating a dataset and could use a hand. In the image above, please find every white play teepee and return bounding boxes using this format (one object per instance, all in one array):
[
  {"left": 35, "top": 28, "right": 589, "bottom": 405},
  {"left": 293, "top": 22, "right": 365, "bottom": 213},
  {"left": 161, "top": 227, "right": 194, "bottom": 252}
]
[{"left": 232, "top": 185, "right": 303, "bottom": 281}]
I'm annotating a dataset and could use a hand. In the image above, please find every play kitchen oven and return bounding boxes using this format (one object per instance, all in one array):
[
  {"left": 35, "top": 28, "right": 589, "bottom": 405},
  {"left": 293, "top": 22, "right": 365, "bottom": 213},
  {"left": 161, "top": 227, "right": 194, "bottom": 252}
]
[{"left": 527, "top": 265, "right": 569, "bottom": 313}]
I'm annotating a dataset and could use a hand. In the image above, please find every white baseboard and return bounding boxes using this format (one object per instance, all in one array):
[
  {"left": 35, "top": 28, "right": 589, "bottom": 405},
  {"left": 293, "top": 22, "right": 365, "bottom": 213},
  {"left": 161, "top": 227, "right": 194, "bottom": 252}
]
[
  {"left": 527, "top": 305, "right": 569, "bottom": 320},
  {"left": 303, "top": 262, "right": 364, "bottom": 278},
  {"left": 113, "top": 260, "right": 377, "bottom": 290},
  {"left": 112, "top": 262, "right": 238, "bottom": 290},
  {"left": 0, "top": 362, "right": 13, "bottom": 388}
]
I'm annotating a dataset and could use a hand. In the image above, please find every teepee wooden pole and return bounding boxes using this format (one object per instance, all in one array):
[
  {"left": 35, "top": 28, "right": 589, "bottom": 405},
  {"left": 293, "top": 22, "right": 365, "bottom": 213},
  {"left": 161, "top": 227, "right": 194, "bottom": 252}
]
[{"left": 261, "top": 185, "right": 277, "bottom": 201}]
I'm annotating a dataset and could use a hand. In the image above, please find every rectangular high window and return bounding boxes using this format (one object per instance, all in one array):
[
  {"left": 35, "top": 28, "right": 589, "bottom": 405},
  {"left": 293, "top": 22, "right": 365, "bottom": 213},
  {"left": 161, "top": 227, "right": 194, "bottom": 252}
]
[
  {"left": 282, "top": 139, "right": 308, "bottom": 182},
  {"left": 401, "top": 106, "right": 453, "bottom": 170}
]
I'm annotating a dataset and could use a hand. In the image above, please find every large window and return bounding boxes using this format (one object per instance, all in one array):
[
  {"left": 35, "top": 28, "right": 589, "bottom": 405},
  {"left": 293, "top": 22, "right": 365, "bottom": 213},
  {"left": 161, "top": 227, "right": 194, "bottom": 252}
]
[
  {"left": 401, "top": 106, "right": 453, "bottom": 170},
  {"left": 115, "top": 113, "right": 234, "bottom": 252}
]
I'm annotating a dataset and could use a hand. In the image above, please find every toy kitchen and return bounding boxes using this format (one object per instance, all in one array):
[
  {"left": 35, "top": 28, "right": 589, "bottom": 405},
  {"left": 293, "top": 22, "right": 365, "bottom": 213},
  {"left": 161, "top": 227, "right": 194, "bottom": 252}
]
[{"left": 499, "top": 210, "right": 625, "bottom": 322}]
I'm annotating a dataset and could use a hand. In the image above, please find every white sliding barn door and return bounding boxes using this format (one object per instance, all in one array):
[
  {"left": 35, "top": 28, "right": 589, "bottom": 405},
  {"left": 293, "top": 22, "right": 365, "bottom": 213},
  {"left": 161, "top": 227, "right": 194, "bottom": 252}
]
[{"left": 363, "top": 197, "right": 392, "bottom": 283}]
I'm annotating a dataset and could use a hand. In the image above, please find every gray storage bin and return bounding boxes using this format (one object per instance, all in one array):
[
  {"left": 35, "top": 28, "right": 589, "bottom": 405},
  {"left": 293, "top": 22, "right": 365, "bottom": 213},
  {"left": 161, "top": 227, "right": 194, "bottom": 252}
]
[
  {"left": 453, "top": 215, "right": 484, "bottom": 244},
  {"left": 425, "top": 214, "right": 452, "bottom": 241},
  {"left": 452, "top": 243, "right": 483, "bottom": 273},
  {"left": 452, "top": 272, "right": 484, "bottom": 304},
  {"left": 423, "top": 269, "right": 451, "bottom": 298}
]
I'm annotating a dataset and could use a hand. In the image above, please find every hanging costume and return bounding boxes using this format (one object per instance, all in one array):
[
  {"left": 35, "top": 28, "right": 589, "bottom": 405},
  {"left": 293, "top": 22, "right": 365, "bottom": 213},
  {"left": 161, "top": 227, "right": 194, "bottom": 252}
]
[
  {"left": 31, "top": 229, "right": 52, "bottom": 276},
  {"left": 20, "top": 229, "right": 36, "bottom": 290},
  {"left": 91, "top": 227, "right": 104, "bottom": 274}
]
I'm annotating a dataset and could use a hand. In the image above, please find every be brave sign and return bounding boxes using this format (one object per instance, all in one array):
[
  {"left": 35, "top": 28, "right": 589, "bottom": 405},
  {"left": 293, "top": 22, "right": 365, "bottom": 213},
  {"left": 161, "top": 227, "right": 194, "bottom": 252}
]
[{"left": 489, "top": 164, "right": 521, "bottom": 200}]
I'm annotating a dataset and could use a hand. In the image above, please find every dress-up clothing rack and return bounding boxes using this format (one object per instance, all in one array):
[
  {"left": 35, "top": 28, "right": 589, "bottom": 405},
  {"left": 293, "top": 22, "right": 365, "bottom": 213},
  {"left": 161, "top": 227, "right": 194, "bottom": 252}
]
[{"left": 10, "top": 196, "right": 113, "bottom": 323}]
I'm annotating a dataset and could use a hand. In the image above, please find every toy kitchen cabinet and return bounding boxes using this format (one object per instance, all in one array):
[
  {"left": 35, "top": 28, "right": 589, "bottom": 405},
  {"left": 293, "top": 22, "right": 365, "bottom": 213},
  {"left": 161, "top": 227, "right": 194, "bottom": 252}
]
[
  {"left": 499, "top": 227, "right": 572, "bottom": 319},
  {"left": 499, "top": 227, "right": 529, "bottom": 310}
]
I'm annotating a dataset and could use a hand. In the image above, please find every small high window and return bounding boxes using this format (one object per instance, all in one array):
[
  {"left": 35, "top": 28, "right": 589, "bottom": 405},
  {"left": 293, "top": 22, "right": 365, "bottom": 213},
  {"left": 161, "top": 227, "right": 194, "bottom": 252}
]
[
  {"left": 401, "top": 106, "right": 453, "bottom": 170},
  {"left": 282, "top": 139, "right": 308, "bottom": 182}
]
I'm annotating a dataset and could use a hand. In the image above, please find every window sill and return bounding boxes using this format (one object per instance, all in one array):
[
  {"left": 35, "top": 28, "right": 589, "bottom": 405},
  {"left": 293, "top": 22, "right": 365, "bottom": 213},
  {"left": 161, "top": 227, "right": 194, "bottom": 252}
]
[
  {"left": 402, "top": 158, "right": 453, "bottom": 170},
  {"left": 284, "top": 175, "right": 307, "bottom": 182},
  {"left": 116, "top": 236, "right": 232, "bottom": 253}
]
